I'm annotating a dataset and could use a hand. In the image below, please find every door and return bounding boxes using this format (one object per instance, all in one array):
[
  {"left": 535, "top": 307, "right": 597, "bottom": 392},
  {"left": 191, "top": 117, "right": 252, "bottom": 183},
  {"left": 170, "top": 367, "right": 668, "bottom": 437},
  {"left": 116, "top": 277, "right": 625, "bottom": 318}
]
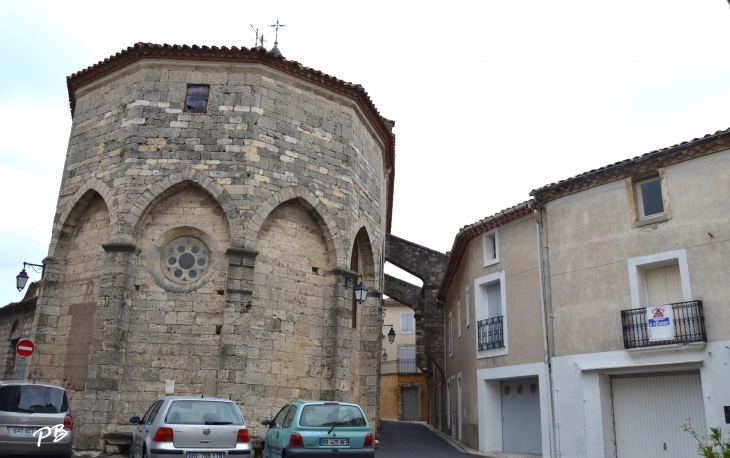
[
  {"left": 501, "top": 377, "right": 541, "bottom": 454},
  {"left": 451, "top": 376, "right": 457, "bottom": 439},
  {"left": 264, "top": 405, "right": 290, "bottom": 458},
  {"left": 613, "top": 373, "right": 706, "bottom": 458},
  {"left": 402, "top": 387, "right": 419, "bottom": 421},
  {"left": 133, "top": 400, "right": 163, "bottom": 458}
]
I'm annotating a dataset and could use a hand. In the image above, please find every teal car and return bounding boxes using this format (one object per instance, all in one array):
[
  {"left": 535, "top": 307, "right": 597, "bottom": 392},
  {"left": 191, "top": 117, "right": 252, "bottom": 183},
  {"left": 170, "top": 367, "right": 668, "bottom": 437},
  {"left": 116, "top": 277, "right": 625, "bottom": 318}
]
[{"left": 260, "top": 401, "right": 374, "bottom": 458}]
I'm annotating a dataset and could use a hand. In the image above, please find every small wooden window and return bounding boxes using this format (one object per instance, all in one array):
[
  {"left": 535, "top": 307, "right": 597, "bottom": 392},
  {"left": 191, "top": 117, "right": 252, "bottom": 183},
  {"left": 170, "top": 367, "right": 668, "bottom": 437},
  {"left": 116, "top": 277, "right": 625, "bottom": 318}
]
[
  {"left": 184, "top": 85, "right": 210, "bottom": 113},
  {"left": 636, "top": 177, "right": 664, "bottom": 218}
]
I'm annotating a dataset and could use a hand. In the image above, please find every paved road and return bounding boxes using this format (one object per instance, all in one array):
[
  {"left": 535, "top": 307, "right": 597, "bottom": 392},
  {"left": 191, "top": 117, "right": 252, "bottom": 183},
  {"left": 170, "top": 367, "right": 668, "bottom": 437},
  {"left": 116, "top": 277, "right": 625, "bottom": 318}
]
[{"left": 377, "top": 420, "right": 469, "bottom": 457}]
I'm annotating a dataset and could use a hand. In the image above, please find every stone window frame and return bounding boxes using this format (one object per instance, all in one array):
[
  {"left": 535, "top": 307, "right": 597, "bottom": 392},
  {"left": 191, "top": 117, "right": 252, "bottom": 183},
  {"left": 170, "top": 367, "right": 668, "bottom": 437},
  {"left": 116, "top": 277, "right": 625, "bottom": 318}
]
[
  {"left": 482, "top": 230, "right": 499, "bottom": 267},
  {"left": 148, "top": 225, "right": 220, "bottom": 293},
  {"left": 626, "top": 168, "right": 672, "bottom": 228},
  {"left": 183, "top": 84, "right": 210, "bottom": 114}
]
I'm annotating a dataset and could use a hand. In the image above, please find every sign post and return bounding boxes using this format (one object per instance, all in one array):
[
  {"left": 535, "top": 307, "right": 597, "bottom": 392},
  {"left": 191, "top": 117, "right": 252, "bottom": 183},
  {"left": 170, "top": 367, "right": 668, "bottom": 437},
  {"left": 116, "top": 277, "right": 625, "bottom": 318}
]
[{"left": 16, "top": 338, "right": 35, "bottom": 380}]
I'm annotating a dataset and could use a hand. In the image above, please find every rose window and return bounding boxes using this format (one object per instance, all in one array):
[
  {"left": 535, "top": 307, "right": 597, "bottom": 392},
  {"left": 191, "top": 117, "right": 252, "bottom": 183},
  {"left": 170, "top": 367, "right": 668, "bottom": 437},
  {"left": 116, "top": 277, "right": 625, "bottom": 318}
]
[{"left": 161, "top": 237, "right": 211, "bottom": 284}]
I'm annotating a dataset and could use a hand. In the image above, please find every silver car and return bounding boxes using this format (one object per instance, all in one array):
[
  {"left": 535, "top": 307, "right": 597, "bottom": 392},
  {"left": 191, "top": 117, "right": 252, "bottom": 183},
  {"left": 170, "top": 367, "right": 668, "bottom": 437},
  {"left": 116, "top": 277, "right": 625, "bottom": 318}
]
[
  {"left": 0, "top": 380, "right": 74, "bottom": 458},
  {"left": 129, "top": 396, "right": 251, "bottom": 458}
]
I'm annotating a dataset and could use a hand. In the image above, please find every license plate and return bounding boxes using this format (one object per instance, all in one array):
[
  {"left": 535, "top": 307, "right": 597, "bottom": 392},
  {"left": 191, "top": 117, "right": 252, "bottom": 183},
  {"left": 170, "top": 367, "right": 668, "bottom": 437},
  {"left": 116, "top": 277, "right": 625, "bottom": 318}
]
[
  {"left": 187, "top": 454, "right": 223, "bottom": 458},
  {"left": 12, "top": 427, "right": 38, "bottom": 435},
  {"left": 321, "top": 438, "right": 349, "bottom": 446}
]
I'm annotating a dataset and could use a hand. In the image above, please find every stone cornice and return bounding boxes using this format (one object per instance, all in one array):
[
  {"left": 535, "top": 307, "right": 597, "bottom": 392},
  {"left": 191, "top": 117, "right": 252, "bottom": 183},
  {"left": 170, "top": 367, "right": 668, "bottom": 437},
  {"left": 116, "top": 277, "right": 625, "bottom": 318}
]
[{"left": 102, "top": 243, "right": 141, "bottom": 255}]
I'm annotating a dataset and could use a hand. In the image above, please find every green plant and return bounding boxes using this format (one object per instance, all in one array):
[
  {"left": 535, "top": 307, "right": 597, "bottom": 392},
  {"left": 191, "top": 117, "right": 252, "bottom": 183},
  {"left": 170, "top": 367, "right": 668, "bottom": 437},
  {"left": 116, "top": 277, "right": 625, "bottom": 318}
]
[
  {"left": 684, "top": 420, "right": 730, "bottom": 457},
  {"left": 118, "top": 102, "right": 128, "bottom": 112}
]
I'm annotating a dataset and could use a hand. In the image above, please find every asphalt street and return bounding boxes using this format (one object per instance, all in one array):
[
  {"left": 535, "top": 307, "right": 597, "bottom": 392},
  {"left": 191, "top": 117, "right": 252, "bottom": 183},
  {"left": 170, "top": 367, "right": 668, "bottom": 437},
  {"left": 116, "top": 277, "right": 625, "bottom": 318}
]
[{"left": 376, "top": 419, "right": 469, "bottom": 457}]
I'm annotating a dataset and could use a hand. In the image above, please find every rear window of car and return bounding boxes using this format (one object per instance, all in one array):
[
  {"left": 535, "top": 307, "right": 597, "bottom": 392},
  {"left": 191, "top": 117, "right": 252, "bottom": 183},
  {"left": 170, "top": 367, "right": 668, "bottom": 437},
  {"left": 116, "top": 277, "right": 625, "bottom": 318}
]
[
  {"left": 0, "top": 385, "right": 68, "bottom": 414},
  {"left": 299, "top": 404, "right": 367, "bottom": 427},
  {"left": 165, "top": 400, "right": 244, "bottom": 425}
]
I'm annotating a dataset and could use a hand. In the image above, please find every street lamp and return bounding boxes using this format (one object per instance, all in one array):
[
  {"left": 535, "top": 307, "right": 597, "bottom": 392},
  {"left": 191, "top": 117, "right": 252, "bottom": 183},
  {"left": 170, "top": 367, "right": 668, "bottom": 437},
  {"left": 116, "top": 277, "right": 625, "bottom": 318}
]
[
  {"left": 382, "top": 324, "right": 396, "bottom": 344},
  {"left": 16, "top": 262, "right": 44, "bottom": 292},
  {"left": 345, "top": 274, "right": 367, "bottom": 304}
]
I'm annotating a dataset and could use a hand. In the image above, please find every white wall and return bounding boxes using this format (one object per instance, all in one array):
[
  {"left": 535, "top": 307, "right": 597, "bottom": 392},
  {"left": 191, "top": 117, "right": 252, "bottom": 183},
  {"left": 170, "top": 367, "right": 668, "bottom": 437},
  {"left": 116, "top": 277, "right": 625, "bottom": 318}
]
[{"left": 553, "top": 340, "right": 730, "bottom": 458}]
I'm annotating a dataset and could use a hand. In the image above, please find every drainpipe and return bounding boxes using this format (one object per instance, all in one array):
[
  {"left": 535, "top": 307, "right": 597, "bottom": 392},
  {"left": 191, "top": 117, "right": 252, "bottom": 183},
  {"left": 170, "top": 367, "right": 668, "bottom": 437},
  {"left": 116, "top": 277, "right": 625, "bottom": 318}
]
[{"left": 536, "top": 208, "right": 560, "bottom": 458}]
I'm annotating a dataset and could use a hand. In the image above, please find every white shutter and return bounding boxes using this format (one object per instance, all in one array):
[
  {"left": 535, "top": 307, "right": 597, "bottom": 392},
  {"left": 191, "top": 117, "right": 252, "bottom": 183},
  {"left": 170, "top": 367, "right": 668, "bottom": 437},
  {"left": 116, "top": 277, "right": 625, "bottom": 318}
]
[
  {"left": 487, "top": 282, "right": 502, "bottom": 318},
  {"left": 646, "top": 265, "right": 682, "bottom": 306}
]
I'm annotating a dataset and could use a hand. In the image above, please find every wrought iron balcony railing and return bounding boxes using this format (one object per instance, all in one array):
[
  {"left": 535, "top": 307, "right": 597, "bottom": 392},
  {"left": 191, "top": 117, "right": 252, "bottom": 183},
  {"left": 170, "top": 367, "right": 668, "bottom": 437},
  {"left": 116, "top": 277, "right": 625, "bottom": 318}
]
[
  {"left": 380, "top": 359, "right": 418, "bottom": 374},
  {"left": 621, "top": 300, "right": 706, "bottom": 349},
  {"left": 477, "top": 316, "right": 505, "bottom": 350}
]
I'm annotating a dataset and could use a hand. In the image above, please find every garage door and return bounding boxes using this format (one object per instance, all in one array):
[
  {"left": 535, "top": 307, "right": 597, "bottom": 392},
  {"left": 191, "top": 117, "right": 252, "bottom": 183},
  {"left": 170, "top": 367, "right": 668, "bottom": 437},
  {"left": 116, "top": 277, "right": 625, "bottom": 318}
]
[
  {"left": 501, "top": 377, "right": 541, "bottom": 454},
  {"left": 613, "top": 372, "right": 706, "bottom": 458},
  {"left": 402, "top": 387, "right": 419, "bottom": 421}
]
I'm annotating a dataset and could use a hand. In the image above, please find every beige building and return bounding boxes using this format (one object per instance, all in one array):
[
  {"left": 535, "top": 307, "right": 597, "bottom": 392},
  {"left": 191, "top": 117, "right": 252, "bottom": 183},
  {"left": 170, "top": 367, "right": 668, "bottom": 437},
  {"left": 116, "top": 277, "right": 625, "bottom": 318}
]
[
  {"left": 531, "top": 127, "right": 730, "bottom": 458},
  {"left": 379, "top": 299, "right": 428, "bottom": 422},
  {"left": 438, "top": 201, "right": 548, "bottom": 454}
]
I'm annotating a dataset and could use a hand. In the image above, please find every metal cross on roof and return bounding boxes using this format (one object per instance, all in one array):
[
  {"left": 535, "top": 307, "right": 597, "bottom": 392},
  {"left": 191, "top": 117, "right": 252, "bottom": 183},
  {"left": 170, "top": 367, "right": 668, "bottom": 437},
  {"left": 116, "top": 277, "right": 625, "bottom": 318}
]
[{"left": 269, "top": 18, "right": 286, "bottom": 43}]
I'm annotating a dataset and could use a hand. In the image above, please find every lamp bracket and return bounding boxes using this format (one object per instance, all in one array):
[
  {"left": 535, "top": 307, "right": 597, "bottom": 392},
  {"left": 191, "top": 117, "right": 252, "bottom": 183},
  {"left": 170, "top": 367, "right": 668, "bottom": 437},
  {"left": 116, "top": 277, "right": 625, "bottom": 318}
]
[
  {"left": 23, "top": 262, "right": 44, "bottom": 274},
  {"left": 344, "top": 274, "right": 363, "bottom": 288}
]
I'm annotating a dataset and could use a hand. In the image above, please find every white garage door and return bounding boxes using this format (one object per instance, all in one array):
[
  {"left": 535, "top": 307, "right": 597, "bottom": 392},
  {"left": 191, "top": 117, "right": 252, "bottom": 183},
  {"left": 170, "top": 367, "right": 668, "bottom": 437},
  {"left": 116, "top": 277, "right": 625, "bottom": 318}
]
[
  {"left": 501, "top": 377, "right": 541, "bottom": 454},
  {"left": 613, "top": 372, "right": 706, "bottom": 458}
]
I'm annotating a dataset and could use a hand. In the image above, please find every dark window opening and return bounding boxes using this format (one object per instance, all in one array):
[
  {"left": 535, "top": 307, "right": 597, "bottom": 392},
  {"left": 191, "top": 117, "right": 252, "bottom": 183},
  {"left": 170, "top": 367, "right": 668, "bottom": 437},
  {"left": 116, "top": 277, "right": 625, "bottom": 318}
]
[
  {"left": 184, "top": 85, "right": 210, "bottom": 113},
  {"left": 639, "top": 178, "right": 664, "bottom": 217}
]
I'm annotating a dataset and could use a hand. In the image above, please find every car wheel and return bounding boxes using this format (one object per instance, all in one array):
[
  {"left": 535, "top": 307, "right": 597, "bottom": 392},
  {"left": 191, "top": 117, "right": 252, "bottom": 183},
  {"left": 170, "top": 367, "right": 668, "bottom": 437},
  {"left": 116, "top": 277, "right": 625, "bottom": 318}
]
[
  {"left": 142, "top": 446, "right": 148, "bottom": 458},
  {"left": 261, "top": 449, "right": 267, "bottom": 458}
]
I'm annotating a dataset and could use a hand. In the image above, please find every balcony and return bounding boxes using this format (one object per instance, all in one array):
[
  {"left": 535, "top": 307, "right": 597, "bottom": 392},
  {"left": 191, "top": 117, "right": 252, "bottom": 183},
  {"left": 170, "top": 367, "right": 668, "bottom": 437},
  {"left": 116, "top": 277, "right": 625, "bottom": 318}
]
[
  {"left": 621, "top": 300, "right": 706, "bottom": 350},
  {"left": 477, "top": 316, "right": 505, "bottom": 350},
  {"left": 381, "top": 359, "right": 418, "bottom": 375}
]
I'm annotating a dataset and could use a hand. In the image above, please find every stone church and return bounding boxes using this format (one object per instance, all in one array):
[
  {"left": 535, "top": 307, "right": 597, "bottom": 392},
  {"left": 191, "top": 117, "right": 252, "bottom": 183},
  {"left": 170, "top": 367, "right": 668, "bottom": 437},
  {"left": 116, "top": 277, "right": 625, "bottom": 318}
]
[{"left": 3, "top": 42, "right": 395, "bottom": 453}]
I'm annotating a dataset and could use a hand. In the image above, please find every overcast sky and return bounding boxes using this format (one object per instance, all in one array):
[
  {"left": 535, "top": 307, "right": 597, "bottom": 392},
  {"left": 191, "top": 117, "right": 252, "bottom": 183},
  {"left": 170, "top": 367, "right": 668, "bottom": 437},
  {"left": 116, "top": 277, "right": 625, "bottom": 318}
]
[{"left": 1, "top": 0, "right": 729, "bottom": 304}]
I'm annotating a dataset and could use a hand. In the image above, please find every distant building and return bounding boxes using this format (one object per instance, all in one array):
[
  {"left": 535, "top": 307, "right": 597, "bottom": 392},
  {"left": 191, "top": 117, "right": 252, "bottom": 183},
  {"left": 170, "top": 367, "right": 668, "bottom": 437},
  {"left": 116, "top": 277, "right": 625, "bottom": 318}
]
[
  {"left": 10, "top": 42, "right": 395, "bottom": 454},
  {"left": 379, "top": 298, "right": 428, "bottom": 422}
]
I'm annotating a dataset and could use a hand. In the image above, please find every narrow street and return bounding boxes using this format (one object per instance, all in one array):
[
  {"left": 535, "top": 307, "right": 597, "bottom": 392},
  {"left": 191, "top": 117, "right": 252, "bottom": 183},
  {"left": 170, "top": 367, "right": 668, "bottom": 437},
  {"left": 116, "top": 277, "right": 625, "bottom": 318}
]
[{"left": 377, "top": 420, "right": 469, "bottom": 457}]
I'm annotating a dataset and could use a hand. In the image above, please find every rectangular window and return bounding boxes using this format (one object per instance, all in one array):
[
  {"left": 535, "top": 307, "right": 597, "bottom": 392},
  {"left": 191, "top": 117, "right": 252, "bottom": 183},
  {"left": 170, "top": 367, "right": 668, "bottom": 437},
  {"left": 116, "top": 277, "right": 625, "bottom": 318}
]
[
  {"left": 483, "top": 231, "right": 499, "bottom": 267},
  {"left": 457, "top": 301, "right": 461, "bottom": 338},
  {"left": 398, "top": 345, "right": 416, "bottom": 373},
  {"left": 475, "top": 271, "right": 508, "bottom": 357},
  {"left": 465, "top": 287, "right": 470, "bottom": 328},
  {"left": 637, "top": 177, "right": 664, "bottom": 218},
  {"left": 448, "top": 312, "right": 453, "bottom": 357},
  {"left": 184, "top": 85, "right": 210, "bottom": 113},
  {"left": 400, "top": 312, "right": 414, "bottom": 334}
]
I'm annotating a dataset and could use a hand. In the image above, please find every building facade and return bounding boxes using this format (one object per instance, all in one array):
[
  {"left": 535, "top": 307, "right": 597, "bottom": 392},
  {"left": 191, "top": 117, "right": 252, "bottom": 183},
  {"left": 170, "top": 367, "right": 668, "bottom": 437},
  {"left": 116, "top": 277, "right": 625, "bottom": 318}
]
[
  {"left": 379, "top": 299, "right": 428, "bottom": 422},
  {"left": 18, "top": 43, "right": 395, "bottom": 453},
  {"left": 531, "top": 127, "right": 730, "bottom": 458},
  {"left": 437, "top": 201, "right": 549, "bottom": 454}
]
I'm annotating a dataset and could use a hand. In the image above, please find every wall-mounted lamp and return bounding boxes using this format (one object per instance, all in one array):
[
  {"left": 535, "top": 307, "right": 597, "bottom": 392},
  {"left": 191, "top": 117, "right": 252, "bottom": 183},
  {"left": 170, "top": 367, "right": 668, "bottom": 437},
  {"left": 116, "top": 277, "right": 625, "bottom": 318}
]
[
  {"left": 16, "top": 262, "right": 44, "bottom": 292},
  {"left": 345, "top": 274, "right": 367, "bottom": 304},
  {"left": 382, "top": 324, "right": 396, "bottom": 344},
  {"left": 382, "top": 349, "right": 388, "bottom": 361}
]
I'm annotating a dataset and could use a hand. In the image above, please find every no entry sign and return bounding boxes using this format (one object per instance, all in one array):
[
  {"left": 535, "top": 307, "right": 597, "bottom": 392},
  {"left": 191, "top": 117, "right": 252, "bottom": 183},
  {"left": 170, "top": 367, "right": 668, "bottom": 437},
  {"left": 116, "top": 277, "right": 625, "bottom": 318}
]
[{"left": 16, "top": 339, "right": 35, "bottom": 358}]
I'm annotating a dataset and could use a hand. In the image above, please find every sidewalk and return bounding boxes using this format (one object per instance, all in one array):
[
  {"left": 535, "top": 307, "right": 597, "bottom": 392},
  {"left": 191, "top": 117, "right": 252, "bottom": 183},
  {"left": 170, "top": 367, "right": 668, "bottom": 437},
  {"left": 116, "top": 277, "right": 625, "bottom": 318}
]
[{"left": 421, "top": 422, "right": 542, "bottom": 458}]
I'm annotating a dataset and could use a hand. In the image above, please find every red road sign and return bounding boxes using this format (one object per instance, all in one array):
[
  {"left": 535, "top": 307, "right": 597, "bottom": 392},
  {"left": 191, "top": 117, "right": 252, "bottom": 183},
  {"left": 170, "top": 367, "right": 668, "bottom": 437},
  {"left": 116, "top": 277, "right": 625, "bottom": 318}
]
[{"left": 16, "top": 339, "right": 35, "bottom": 358}]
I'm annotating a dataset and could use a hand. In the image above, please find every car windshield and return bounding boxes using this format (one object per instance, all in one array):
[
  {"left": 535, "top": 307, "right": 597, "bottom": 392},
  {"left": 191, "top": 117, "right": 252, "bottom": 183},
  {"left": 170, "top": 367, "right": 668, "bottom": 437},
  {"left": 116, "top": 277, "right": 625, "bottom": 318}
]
[
  {"left": 0, "top": 385, "right": 68, "bottom": 414},
  {"left": 165, "top": 400, "right": 244, "bottom": 425},
  {"left": 299, "top": 404, "right": 366, "bottom": 427}
]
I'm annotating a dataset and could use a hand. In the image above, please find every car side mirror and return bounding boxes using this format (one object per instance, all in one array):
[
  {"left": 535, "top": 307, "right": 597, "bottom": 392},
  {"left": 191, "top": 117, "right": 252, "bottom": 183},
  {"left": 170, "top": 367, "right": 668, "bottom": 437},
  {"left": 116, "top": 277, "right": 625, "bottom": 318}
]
[
  {"left": 129, "top": 416, "right": 141, "bottom": 424},
  {"left": 260, "top": 419, "right": 270, "bottom": 426}
]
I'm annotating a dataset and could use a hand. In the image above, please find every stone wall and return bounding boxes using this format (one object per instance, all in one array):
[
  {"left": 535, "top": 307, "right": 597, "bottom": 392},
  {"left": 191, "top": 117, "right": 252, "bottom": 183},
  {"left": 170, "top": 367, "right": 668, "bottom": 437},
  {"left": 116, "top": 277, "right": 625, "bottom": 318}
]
[
  {"left": 32, "top": 54, "right": 390, "bottom": 451},
  {"left": 0, "top": 298, "right": 36, "bottom": 380}
]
